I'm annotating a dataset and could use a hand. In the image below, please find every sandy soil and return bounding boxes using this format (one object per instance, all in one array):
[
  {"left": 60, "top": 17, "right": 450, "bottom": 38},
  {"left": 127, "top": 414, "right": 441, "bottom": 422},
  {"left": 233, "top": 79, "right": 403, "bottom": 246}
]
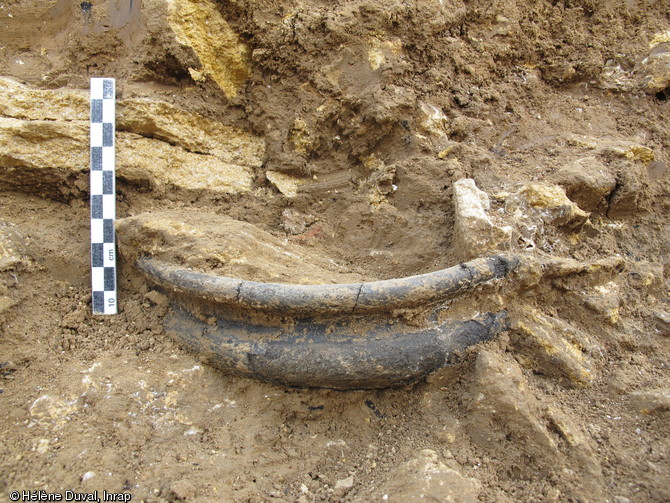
[{"left": 0, "top": 0, "right": 669, "bottom": 502}]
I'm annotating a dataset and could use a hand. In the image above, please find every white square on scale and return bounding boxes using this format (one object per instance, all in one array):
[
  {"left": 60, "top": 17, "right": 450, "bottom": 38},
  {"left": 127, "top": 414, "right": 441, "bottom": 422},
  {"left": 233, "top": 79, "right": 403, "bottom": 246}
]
[
  {"left": 91, "top": 267, "right": 105, "bottom": 291},
  {"left": 102, "top": 98, "right": 115, "bottom": 124},
  {"left": 90, "top": 219, "right": 104, "bottom": 243},
  {"left": 90, "top": 122, "right": 103, "bottom": 147},
  {"left": 102, "top": 146, "right": 115, "bottom": 169},
  {"left": 102, "top": 194, "right": 115, "bottom": 219},
  {"left": 90, "top": 170, "right": 103, "bottom": 195},
  {"left": 90, "top": 78, "right": 104, "bottom": 100}
]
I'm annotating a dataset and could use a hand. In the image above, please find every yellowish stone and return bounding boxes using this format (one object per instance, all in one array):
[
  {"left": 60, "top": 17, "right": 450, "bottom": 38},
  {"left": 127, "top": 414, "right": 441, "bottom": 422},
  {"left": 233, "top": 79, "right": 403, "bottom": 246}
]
[
  {"left": 625, "top": 145, "right": 655, "bottom": 165},
  {"left": 118, "top": 99, "right": 264, "bottom": 167},
  {"left": 167, "top": 0, "right": 251, "bottom": 97},
  {"left": 266, "top": 170, "right": 306, "bottom": 198}
]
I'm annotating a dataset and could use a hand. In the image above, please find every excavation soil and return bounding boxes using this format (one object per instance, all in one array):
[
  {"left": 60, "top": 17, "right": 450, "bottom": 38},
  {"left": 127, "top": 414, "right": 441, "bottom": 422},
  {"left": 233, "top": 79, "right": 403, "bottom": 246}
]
[{"left": 1, "top": 1, "right": 670, "bottom": 502}]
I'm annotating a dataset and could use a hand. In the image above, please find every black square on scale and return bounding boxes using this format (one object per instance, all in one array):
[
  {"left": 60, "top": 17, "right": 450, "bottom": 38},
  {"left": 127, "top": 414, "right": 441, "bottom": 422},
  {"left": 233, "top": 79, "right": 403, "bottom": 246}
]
[{"left": 91, "top": 147, "right": 102, "bottom": 170}]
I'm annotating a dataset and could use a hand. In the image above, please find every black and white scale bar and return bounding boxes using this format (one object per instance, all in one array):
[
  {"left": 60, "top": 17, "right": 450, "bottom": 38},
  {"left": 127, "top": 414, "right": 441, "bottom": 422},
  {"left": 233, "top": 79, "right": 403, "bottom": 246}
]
[{"left": 90, "top": 78, "right": 117, "bottom": 315}]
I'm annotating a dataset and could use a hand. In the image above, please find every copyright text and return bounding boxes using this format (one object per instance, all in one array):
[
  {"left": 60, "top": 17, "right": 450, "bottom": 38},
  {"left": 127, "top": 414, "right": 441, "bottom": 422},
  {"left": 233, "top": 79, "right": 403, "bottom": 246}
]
[{"left": 8, "top": 490, "right": 131, "bottom": 502}]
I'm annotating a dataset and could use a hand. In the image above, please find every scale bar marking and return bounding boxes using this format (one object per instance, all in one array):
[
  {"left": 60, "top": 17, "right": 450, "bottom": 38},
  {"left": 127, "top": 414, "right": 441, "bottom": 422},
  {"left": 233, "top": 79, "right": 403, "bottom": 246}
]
[{"left": 90, "top": 78, "right": 117, "bottom": 315}]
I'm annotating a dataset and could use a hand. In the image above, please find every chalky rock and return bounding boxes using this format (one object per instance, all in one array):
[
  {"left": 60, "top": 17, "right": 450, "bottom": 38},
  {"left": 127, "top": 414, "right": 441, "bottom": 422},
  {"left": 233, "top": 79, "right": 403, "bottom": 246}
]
[
  {"left": 362, "top": 449, "right": 480, "bottom": 503},
  {"left": 116, "top": 134, "right": 255, "bottom": 194},
  {"left": 597, "top": 59, "right": 636, "bottom": 92},
  {"left": 266, "top": 170, "right": 306, "bottom": 198},
  {"left": 116, "top": 210, "right": 362, "bottom": 286},
  {"left": 636, "top": 41, "right": 670, "bottom": 94},
  {"left": 165, "top": 0, "right": 251, "bottom": 96},
  {"left": 0, "top": 118, "right": 88, "bottom": 198},
  {"left": 467, "top": 350, "right": 603, "bottom": 495},
  {"left": 0, "top": 219, "right": 30, "bottom": 272},
  {"left": 0, "top": 78, "right": 264, "bottom": 199},
  {"left": 607, "top": 165, "right": 650, "bottom": 218},
  {"left": 468, "top": 350, "right": 559, "bottom": 458},
  {"left": 654, "top": 311, "right": 670, "bottom": 336},
  {"left": 519, "top": 184, "right": 589, "bottom": 231},
  {"left": 551, "top": 157, "right": 617, "bottom": 212},
  {"left": 630, "top": 388, "right": 670, "bottom": 414},
  {"left": 0, "top": 78, "right": 90, "bottom": 197},
  {"left": 511, "top": 310, "right": 595, "bottom": 387},
  {"left": 117, "top": 100, "right": 264, "bottom": 167},
  {"left": 452, "top": 179, "right": 511, "bottom": 260},
  {"left": 0, "top": 218, "right": 31, "bottom": 316},
  {"left": 0, "top": 76, "right": 88, "bottom": 119}
]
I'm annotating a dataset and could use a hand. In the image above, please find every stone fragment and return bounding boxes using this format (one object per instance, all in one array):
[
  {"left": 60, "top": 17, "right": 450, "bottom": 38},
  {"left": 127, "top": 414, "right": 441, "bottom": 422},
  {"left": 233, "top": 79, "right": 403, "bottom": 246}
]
[
  {"left": 367, "top": 449, "right": 480, "bottom": 503},
  {"left": 649, "top": 30, "right": 670, "bottom": 47},
  {"left": 468, "top": 350, "right": 558, "bottom": 457},
  {"left": 81, "top": 471, "right": 95, "bottom": 482},
  {"left": 29, "top": 394, "right": 80, "bottom": 429},
  {"left": 367, "top": 38, "right": 403, "bottom": 72},
  {"left": 607, "top": 161, "right": 653, "bottom": 218},
  {"left": 516, "top": 255, "right": 624, "bottom": 289},
  {"left": 266, "top": 170, "right": 306, "bottom": 198},
  {"left": 145, "top": 290, "right": 169, "bottom": 308},
  {"left": 630, "top": 389, "right": 670, "bottom": 414},
  {"left": 541, "top": 256, "right": 624, "bottom": 278},
  {"left": 519, "top": 184, "right": 589, "bottom": 231},
  {"left": 289, "top": 118, "right": 316, "bottom": 155},
  {"left": 542, "top": 61, "right": 578, "bottom": 84},
  {"left": 653, "top": 311, "right": 670, "bottom": 336},
  {"left": 624, "top": 145, "right": 655, "bottom": 164},
  {"left": 334, "top": 476, "right": 354, "bottom": 490},
  {"left": 118, "top": 100, "right": 264, "bottom": 167},
  {"left": 0, "top": 117, "right": 89, "bottom": 198},
  {"left": 281, "top": 209, "right": 317, "bottom": 235},
  {"left": 452, "top": 178, "right": 511, "bottom": 260},
  {"left": 363, "top": 156, "right": 396, "bottom": 196},
  {"left": 117, "top": 134, "right": 254, "bottom": 194},
  {"left": 598, "top": 141, "right": 655, "bottom": 164},
  {"left": 596, "top": 32, "right": 670, "bottom": 95},
  {"left": 579, "top": 281, "right": 622, "bottom": 325},
  {"left": 35, "top": 439, "right": 50, "bottom": 455},
  {"left": 551, "top": 157, "right": 616, "bottom": 212},
  {"left": 467, "top": 350, "right": 603, "bottom": 493},
  {"left": 0, "top": 76, "right": 88, "bottom": 120},
  {"left": 166, "top": 0, "right": 250, "bottom": 97},
  {"left": 0, "top": 219, "right": 31, "bottom": 316},
  {"left": 0, "top": 79, "right": 264, "bottom": 198},
  {"left": 511, "top": 310, "right": 595, "bottom": 387},
  {"left": 116, "top": 210, "right": 362, "bottom": 285},
  {"left": 544, "top": 406, "right": 601, "bottom": 473},
  {"left": 0, "top": 219, "right": 30, "bottom": 272},
  {"left": 607, "top": 169, "right": 648, "bottom": 218},
  {"left": 636, "top": 41, "right": 670, "bottom": 94},
  {"left": 418, "top": 101, "right": 448, "bottom": 137},
  {"left": 333, "top": 475, "right": 355, "bottom": 497},
  {"left": 597, "top": 59, "right": 636, "bottom": 92}
]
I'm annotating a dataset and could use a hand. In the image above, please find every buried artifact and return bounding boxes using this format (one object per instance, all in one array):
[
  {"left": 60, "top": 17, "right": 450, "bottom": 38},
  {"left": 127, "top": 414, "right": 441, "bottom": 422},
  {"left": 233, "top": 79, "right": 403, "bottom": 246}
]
[{"left": 136, "top": 254, "right": 521, "bottom": 389}]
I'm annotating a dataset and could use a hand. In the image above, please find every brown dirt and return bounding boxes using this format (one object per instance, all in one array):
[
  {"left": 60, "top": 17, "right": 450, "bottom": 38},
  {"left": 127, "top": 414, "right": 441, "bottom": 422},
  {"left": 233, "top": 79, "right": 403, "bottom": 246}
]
[{"left": 1, "top": 0, "right": 669, "bottom": 502}]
